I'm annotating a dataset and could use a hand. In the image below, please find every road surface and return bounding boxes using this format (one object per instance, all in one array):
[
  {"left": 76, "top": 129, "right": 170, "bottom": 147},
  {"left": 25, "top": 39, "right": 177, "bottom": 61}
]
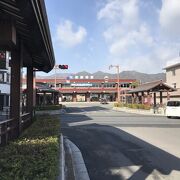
[{"left": 61, "top": 102, "right": 180, "bottom": 180}]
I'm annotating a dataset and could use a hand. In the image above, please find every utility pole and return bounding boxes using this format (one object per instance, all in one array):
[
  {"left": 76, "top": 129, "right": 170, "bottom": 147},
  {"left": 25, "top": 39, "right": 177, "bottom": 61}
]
[
  {"left": 109, "top": 65, "right": 120, "bottom": 103},
  {"left": 54, "top": 64, "right": 69, "bottom": 89},
  {"left": 54, "top": 65, "right": 59, "bottom": 89}
]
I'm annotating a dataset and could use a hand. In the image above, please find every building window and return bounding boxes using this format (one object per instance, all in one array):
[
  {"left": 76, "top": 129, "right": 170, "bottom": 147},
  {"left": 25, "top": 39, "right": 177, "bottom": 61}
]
[
  {"left": 172, "top": 83, "right": 176, "bottom": 89},
  {"left": 0, "top": 72, "right": 4, "bottom": 82},
  {"left": 172, "top": 69, "right": 176, "bottom": 76},
  {"left": 6, "top": 73, "right": 10, "bottom": 83}
]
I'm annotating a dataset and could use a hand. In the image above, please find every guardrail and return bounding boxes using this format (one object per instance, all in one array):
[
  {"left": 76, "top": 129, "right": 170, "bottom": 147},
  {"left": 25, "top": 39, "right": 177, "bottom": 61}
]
[
  {"left": 21, "top": 113, "right": 32, "bottom": 131},
  {"left": 0, "top": 113, "right": 32, "bottom": 146}
]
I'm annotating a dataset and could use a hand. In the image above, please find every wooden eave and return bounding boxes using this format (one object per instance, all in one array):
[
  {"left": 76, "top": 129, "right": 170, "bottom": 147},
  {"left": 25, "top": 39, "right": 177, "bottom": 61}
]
[{"left": 0, "top": 0, "right": 55, "bottom": 72}]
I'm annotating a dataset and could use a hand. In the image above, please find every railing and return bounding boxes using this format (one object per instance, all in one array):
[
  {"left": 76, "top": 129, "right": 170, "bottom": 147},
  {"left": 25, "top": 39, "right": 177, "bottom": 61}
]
[
  {"left": 0, "top": 113, "right": 32, "bottom": 146},
  {"left": 21, "top": 113, "right": 32, "bottom": 131},
  {"left": 0, "top": 118, "right": 18, "bottom": 146}
]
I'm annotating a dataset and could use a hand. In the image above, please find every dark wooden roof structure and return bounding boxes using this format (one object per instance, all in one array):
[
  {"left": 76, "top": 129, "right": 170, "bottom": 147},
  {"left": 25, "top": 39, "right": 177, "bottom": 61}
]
[
  {"left": 0, "top": 0, "right": 55, "bottom": 72},
  {"left": 128, "top": 80, "right": 175, "bottom": 93}
]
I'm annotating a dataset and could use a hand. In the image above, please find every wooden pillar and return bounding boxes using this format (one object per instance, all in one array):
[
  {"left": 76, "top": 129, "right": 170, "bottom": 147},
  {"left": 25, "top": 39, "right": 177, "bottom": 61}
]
[
  {"left": 135, "top": 92, "right": 139, "bottom": 103},
  {"left": 134, "top": 93, "right": 137, "bottom": 103},
  {"left": 153, "top": 92, "right": 156, "bottom": 106},
  {"left": 10, "top": 49, "right": 22, "bottom": 136},
  {"left": 141, "top": 92, "right": 144, "bottom": 104},
  {"left": 73, "top": 92, "right": 77, "bottom": 102},
  {"left": 55, "top": 93, "right": 58, "bottom": 104},
  {"left": 27, "top": 67, "right": 35, "bottom": 116},
  {"left": 132, "top": 93, "right": 134, "bottom": 104},
  {"left": 86, "top": 92, "right": 90, "bottom": 102},
  {"left": 147, "top": 91, "right": 151, "bottom": 105},
  {"left": 43, "top": 92, "right": 46, "bottom": 105},
  {"left": 51, "top": 92, "right": 54, "bottom": 105},
  {"left": 160, "top": 91, "right": 163, "bottom": 105}
]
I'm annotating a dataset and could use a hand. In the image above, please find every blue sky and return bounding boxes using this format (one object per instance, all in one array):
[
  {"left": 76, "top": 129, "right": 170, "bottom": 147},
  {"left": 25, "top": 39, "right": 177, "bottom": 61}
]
[{"left": 40, "top": 0, "right": 180, "bottom": 75}]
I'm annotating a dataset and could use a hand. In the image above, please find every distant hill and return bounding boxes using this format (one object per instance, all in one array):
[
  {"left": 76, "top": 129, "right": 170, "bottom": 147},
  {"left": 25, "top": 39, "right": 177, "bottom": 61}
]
[
  {"left": 119, "top": 71, "right": 166, "bottom": 83},
  {"left": 37, "top": 73, "right": 73, "bottom": 79},
  {"left": 75, "top": 71, "right": 92, "bottom": 76},
  {"left": 37, "top": 71, "right": 166, "bottom": 83}
]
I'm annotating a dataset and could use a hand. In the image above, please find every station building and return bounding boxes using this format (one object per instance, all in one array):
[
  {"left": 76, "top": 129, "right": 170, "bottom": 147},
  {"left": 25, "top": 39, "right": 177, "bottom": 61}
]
[{"left": 36, "top": 76, "right": 137, "bottom": 102}]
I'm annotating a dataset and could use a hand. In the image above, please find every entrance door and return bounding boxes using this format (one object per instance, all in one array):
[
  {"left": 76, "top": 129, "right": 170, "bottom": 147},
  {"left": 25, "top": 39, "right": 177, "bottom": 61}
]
[{"left": 77, "top": 94, "right": 85, "bottom": 102}]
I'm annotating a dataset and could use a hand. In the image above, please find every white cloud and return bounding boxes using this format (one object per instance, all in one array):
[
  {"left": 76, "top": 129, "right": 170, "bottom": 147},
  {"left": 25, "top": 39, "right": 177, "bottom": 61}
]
[
  {"left": 97, "top": 0, "right": 154, "bottom": 56},
  {"left": 105, "top": 23, "right": 154, "bottom": 55},
  {"left": 97, "top": 0, "right": 180, "bottom": 73},
  {"left": 56, "top": 20, "right": 87, "bottom": 47},
  {"left": 108, "top": 45, "right": 177, "bottom": 73},
  {"left": 159, "top": 0, "right": 180, "bottom": 38},
  {"left": 97, "top": 0, "right": 139, "bottom": 28}
]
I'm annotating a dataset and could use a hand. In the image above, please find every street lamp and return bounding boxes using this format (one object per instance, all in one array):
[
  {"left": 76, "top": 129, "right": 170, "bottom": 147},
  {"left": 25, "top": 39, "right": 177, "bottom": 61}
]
[{"left": 109, "top": 65, "right": 120, "bottom": 103}]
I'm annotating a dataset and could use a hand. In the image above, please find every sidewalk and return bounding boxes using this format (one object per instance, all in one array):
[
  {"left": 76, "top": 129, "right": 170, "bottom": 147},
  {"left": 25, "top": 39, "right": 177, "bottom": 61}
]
[{"left": 113, "top": 107, "right": 165, "bottom": 116}]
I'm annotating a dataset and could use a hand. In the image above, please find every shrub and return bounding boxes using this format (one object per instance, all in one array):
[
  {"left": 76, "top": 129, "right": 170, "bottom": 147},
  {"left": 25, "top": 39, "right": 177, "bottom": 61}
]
[
  {"left": 114, "top": 103, "right": 151, "bottom": 110},
  {"left": 35, "top": 104, "right": 63, "bottom": 111},
  {"left": 0, "top": 115, "right": 60, "bottom": 180},
  {"left": 114, "top": 103, "right": 124, "bottom": 107}
]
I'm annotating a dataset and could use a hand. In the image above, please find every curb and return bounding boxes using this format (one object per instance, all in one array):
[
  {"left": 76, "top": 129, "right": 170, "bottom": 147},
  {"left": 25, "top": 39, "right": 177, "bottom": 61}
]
[
  {"left": 36, "top": 109, "right": 67, "bottom": 115},
  {"left": 58, "top": 134, "right": 65, "bottom": 180},
  {"left": 64, "top": 138, "right": 90, "bottom": 180},
  {"left": 113, "top": 107, "right": 165, "bottom": 116}
]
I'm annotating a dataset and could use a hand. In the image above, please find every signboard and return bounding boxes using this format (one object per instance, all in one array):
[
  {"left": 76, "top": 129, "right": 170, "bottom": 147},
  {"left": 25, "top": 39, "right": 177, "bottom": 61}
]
[
  {"left": 0, "top": 51, "right": 6, "bottom": 69},
  {"left": 104, "top": 76, "right": 109, "bottom": 83},
  {"left": 71, "top": 83, "right": 93, "bottom": 87}
]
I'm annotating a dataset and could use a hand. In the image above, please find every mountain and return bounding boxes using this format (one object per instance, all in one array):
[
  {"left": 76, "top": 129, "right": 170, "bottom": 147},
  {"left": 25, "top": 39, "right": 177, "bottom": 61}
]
[
  {"left": 37, "top": 71, "right": 166, "bottom": 83},
  {"left": 119, "top": 71, "right": 166, "bottom": 83},
  {"left": 37, "top": 73, "right": 73, "bottom": 79},
  {"left": 75, "top": 71, "right": 91, "bottom": 76}
]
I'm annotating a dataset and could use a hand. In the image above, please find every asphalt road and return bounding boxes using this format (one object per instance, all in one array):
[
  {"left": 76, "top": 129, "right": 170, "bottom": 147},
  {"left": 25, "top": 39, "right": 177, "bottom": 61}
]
[{"left": 61, "top": 102, "right": 180, "bottom": 180}]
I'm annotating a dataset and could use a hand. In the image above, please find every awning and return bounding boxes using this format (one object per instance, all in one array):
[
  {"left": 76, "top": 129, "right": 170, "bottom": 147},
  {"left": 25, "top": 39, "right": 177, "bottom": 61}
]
[
  {"left": 0, "top": 0, "right": 55, "bottom": 72},
  {"left": 128, "top": 80, "right": 176, "bottom": 93}
]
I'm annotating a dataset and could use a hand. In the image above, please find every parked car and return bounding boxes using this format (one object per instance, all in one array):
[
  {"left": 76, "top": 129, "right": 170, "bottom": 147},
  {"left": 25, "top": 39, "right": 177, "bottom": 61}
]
[
  {"left": 166, "top": 100, "right": 180, "bottom": 118},
  {"left": 100, "top": 98, "right": 108, "bottom": 104}
]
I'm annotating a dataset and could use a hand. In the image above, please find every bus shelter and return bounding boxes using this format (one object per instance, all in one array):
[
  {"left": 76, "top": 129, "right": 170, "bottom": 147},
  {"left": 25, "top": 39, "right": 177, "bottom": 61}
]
[
  {"left": 128, "top": 80, "right": 175, "bottom": 106},
  {"left": 0, "top": 0, "right": 55, "bottom": 145}
]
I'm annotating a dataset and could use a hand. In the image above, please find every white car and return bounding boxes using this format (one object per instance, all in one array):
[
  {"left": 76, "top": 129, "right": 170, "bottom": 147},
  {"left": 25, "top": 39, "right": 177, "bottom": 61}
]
[{"left": 166, "top": 101, "right": 180, "bottom": 118}]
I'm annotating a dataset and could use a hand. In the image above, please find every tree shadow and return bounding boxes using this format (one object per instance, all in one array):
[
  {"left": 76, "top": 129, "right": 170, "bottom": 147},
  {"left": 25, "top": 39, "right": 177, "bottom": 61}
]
[{"left": 65, "top": 106, "right": 111, "bottom": 113}]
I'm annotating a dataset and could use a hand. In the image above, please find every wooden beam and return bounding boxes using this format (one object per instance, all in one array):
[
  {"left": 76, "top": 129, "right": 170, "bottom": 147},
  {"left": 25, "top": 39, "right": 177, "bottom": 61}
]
[{"left": 0, "top": 20, "right": 16, "bottom": 48}]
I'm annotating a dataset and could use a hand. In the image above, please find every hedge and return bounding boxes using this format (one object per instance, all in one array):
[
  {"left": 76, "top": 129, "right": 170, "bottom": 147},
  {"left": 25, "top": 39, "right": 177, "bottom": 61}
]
[
  {"left": 114, "top": 103, "right": 151, "bottom": 110},
  {"left": 0, "top": 115, "right": 60, "bottom": 180},
  {"left": 35, "top": 104, "right": 64, "bottom": 111}
]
